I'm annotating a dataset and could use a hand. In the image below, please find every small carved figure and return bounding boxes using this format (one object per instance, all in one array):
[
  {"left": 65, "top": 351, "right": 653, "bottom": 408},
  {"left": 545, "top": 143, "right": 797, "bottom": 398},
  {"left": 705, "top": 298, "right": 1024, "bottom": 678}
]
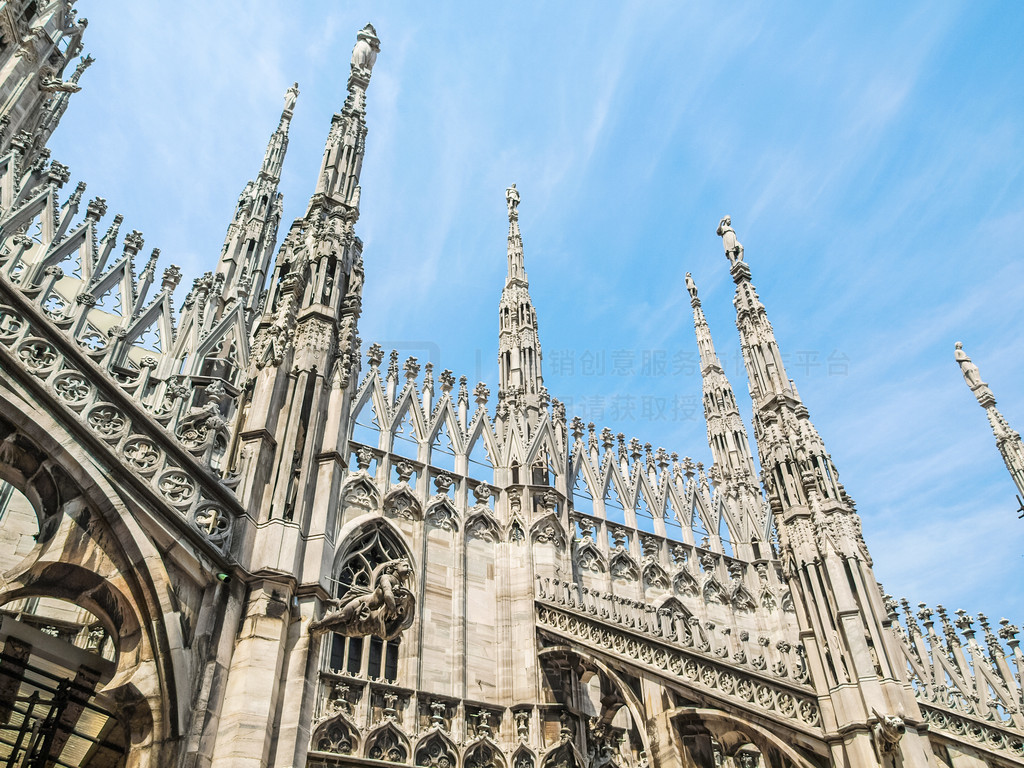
[
  {"left": 954, "top": 341, "right": 983, "bottom": 389},
  {"left": 717, "top": 215, "right": 744, "bottom": 265},
  {"left": 310, "top": 558, "right": 414, "bottom": 640},
  {"left": 351, "top": 24, "right": 380, "bottom": 74},
  {"left": 685, "top": 271, "right": 697, "bottom": 299},
  {"left": 284, "top": 82, "right": 299, "bottom": 113},
  {"left": 871, "top": 708, "right": 905, "bottom": 756},
  {"left": 506, "top": 183, "right": 520, "bottom": 217}
]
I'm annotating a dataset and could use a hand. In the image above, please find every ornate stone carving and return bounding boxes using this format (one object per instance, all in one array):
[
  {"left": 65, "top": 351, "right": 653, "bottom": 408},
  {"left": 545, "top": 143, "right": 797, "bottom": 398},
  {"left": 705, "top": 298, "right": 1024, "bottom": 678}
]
[
  {"left": 86, "top": 404, "right": 128, "bottom": 440},
  {"left": 52, "top": 371, "right": 91, "bottom": 406},
  {"left": 157, "top": 469, "right": 198, "bottom": 506},
  {"left": 122, "top": 437, "right": 161, "bottom": 474},
  {"left": 310, "top": 558, "right": 414, "bottom": 641},
  {"left": 871, "top": 709, "right": 906, "bottom": 757},
  {"left": 17, "top": 338, "right": 59, "bottom": 372}
]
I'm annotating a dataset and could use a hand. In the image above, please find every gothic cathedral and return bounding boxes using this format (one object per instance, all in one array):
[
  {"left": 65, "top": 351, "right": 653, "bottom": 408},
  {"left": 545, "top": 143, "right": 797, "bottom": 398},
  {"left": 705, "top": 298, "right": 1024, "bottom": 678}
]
[{"left": 0, "top": 6, "right": 1022, "bottom": 768}]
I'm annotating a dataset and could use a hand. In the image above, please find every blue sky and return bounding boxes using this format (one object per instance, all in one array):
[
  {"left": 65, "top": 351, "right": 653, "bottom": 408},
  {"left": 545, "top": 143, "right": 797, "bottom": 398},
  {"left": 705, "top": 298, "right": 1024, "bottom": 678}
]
[{"left": 51, "top": 3, "right": 1024, "bottom": 623}]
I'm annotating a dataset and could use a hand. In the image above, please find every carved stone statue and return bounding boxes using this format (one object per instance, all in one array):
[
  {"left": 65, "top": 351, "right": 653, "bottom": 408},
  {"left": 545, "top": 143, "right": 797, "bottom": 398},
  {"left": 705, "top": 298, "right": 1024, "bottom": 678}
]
[
  {"left": 284, "top": 82, "right": 299, "bottom": 113},
  {"left": 685, "top": 272, "right": 698, "bottom": 300},
  {"left": 506, "top": 183, "right": 520, "bottom": 217},
  {"left": 717, "top": 215, "right": 743, "bottom": 265},
  {"left": 871, "top": 709, "right": 905, "bottom": 756},
  {"left": 310, "top": 558, "right": 414, "bottom": 641},
  {"left": 954, "top": 341, "right": 983, "bottom": 389},
  {"left": 351, "top": 24, "right": 380, "bottom": 74}
]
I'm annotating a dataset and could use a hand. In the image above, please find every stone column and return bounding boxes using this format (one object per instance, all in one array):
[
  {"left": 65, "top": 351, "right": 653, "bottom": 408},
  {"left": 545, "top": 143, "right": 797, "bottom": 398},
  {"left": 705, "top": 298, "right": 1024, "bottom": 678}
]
[{"left": 209, "top": 579, "right": 294, "bottom": 768}]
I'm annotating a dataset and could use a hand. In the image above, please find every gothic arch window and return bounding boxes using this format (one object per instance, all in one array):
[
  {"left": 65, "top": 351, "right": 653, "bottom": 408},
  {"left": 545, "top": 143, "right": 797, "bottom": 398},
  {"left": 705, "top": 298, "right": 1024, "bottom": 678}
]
[{"left": 327, "top": 525, "right": 409, "bottom": 681}]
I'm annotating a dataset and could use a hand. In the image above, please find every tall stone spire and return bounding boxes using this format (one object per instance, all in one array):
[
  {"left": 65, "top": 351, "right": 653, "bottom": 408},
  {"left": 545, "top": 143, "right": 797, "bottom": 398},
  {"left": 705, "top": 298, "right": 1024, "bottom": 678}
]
[
  {"left": 687, "top": 272, "right": 761, "bottom": 546},
  {"left": 214, "top": 27, "right": 381, "bottom": 764},
  {"left": 306, "top": 23, "right": 379, "bottom": 212},
  {"left": 954, "top": 341, "right": 1024, "bottom": 505},
  {"left": 214, "top": 82, "right": 296, "bottom": 326},
  {"left": 721, "top": 215, "right": 933, "bottom": 767},
  {"left": 498, "top": 183, "right": 545, "bottom": 415}
]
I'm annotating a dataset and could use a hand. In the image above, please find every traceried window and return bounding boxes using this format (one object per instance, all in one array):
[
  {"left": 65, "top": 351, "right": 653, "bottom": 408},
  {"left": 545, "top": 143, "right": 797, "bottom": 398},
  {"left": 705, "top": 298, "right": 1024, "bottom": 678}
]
[{"left": 327, "top": 525, "right": 406, "bottom": 682}]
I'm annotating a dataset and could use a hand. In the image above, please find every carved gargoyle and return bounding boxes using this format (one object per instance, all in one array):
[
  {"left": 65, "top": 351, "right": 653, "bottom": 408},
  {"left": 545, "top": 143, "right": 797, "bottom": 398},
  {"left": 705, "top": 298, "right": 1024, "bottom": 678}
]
[
  {"left": 871, "top": 708, "right": 905, "bottom": 756},
  {"left": 310, "top": 558, "right": 414, "bottom": 641}
]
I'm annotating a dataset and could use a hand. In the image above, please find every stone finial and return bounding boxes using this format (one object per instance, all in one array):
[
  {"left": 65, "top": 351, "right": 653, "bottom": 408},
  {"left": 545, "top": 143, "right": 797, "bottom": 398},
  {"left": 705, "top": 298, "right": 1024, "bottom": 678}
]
[
  {"left": 367, "top": 343, "right": 384, "bottom": 368},
  {"left": 85, "top": 196, "right": 107, "bottom": 221},
  {"left": 716, "top": 215, "right": 743, "bottom": 265},
  {"left": 123, "top": 230, "right": 144, "bottom": 254},
  {"left": 403, "top": 356, "right": 420, "bottom": 381},
  {"left": 570, "top": 416, "right": 585, "bottom": 440},
  {"left": 161, "top": 265, "right": 182, "bottom": 293}
]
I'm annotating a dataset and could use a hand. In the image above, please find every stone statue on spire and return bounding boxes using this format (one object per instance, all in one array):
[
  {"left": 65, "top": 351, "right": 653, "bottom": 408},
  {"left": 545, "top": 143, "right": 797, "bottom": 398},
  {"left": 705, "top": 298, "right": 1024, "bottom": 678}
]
[
  {"left": 284, "top": 82, "right": 299, "bottom": 113},
  {"left": 351, "top": 24, "right": 380, "bottom": 74},
  {"left": 954, "top": 342, "right": 984, "bottom": 390},
  {"left": 685, "top": 271, "right": 698, "bottom": 300},
  {"left": 506, "top": 183, "right": 520, "bottom": 218},
  {"left": 717, "top": 215, "right": 744, "bottom": 265}
]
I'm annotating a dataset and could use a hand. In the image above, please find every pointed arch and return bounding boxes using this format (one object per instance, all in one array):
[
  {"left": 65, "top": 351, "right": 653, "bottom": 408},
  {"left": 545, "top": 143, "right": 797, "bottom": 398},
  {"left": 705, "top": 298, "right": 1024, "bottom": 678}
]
[
  {"left": 702, "top": 570, "right": 727, "bottom": 605},
  {"left": 466, "top": 509, "right": 501, "bottom": 543},
  {"left": 414, "top": 729, "right": 458, "bottom": 767},
  {"left": 338, "top": 473, "right": 381, "bottom": 525},
  {"left": 569, "top": 461, "right": 595, "bottom": 516},
  {"left": 691, "top": 492, "right": 711, "bottom": 547},
  {"left": 390, "top": 397, "right": 421, "bottom": 459},
  {"left": 333, "top": 520, "right": 413, "bottom": 597},
  {"left": 642, "top": 560, "right": 670, "bottom": 591},
  {"left": 635, "top": 485, "right": 656, "bottom": 534},
  {"left": 511, "top": 746, "right": 536, "bottom": 768},
  {"left": 673, "top": 566, "right": 699, "bottom": 598},
  {"left": 717, "top": 499, "right": 735, "bottom": 558},
  {"left": 464, "top": 738, "right": 506, "bottom": 768},
  {"left": 530, "top": 513, "right": 567, "bottom": 550},
  {"left": 603, "top": 477, "right": 627, "bottom": 526},
  {"left": 609, "top": 550, "right": 639, "bottom": 582},
  {"left": 425, "top": 495, "right": 459, "bottom": 532},
  {"left": 364, "top": 722, "right": 409, "bottom": 763},
  {"left": 573, "top": 540, "right": 605, "bottom": 573},
  {"left": 311, "top": 712, "right": 359, "bottom": 755},
  {"left": 663, "top": 491, "right": 686, "bottom": 543},
  {"left": 384, "top": 484, "right": 421, "bottom": 522},
  {"left": 350, "top": 383, "right": 385, "bottom": 449},
  {"left": 429, "top": 418, "right": 457, "bottom": 473},
  {"left": 466, "top": 425, "right": 495, "bottom": 477}
]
